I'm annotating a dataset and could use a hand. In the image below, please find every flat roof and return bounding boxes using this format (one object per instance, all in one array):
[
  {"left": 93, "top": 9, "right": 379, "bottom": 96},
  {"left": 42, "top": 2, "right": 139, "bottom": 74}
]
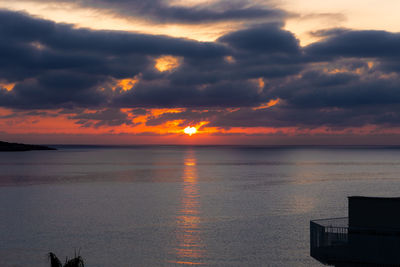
[{"left": 349, "top": 196, "right": 400, "bottom": 199}]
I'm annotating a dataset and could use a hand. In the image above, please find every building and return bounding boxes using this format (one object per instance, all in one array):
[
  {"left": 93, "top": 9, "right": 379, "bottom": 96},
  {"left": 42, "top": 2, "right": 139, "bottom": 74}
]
[{"left": 310, "top": 196, "right": 400, "bottom": 266}]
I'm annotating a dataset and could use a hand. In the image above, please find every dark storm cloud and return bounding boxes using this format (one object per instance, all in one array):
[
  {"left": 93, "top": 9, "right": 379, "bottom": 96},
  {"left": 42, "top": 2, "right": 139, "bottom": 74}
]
[
  {"left": 109, "top": 22, "right": 306, "bottom": 108},
  {"left": 139, "top": 67, "right": 400, "bottom": 129},
  {"left": 113, "top": 79, "right": 269, "bottom": 108},
  {"left": 283, "top": 75, "right": 400, "bottom": 109},
  {"left": 0, "top": 9, "right": 227, "bottom": 58},
  {"left": 29, "top": 0, "right": 285, "bottom": 24},
  {"left": 130, "top": 23, "right": 305, "bottom": 108},
  {"left": 202, "top": 70, "right": 400, "bottom": 129},
  {"left": 0, "top": 9, "right": 228, "bottom": 108},
  {"left": 145, "top": 109, "right": 222, "bottom": 126},
  {"left": 306, "top": 29, "right": 400, "bottom": 58},
  {"left": 219, "top": 23, "right": 300, "bottom": 54},
  {"left": 69, "top": 108, "right": 137, "bottom": 128},
  {"left": 99, "top": 0, "right": 284, "bottom": 23},
  {"left": 130, "top": 108, "right": 149, "bottom": 116},
  {"left": 0, "top": 110, "right": 52, "bottom": 119},
  {"left": 0, "top": 72, "right": 108, "bottom": 109},
  {"left": 138, "top": 103, "right": 397, "bottom": 129},
  {"left": 0, "top": 10, "right": 305, "bottom": 110},
  {"left": 2, "top": 9, "right": 400, "bottom": 130}
]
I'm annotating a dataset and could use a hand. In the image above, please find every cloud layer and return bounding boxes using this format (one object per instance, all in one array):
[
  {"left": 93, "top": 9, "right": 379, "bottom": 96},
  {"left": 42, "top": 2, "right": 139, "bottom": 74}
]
[
  {"left": 1, "top": 8, "right": 400, "bottom": 133},
  {"left": 17, "top": 0, "right": 285, "bottom": 24}
]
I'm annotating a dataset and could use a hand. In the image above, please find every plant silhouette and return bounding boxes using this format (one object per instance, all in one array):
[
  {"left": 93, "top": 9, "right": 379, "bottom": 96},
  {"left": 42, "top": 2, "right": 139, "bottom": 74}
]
[{"left": 48, "top": 251, "right": 84, "bottom": 267}]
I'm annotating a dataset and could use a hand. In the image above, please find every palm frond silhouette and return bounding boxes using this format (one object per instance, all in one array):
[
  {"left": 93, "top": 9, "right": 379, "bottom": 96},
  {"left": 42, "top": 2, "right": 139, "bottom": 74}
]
[{"left": 48, "top": 251, "right": 84, "bottom": 267}]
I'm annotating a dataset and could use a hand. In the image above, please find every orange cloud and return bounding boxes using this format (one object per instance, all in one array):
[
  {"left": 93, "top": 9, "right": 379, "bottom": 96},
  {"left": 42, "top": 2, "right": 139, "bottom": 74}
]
[
  {"left": 252, "top": 98, "right": 280, "bottom": 110},
  {"left": 0, "top": 82, "right": 15, "bottom": 92},
  {"left": 113, "top": 77, "right": 139, "bottom": 92},
  {"left": 155, "top": 55, "right": 181, "bottom": 72}
]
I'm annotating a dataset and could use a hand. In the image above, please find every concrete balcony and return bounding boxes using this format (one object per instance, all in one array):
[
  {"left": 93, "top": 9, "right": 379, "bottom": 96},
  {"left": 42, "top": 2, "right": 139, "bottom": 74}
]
[
  {"left": 311, "top": 197, "right": 400, "bottom": 266},
  {"left": 310, "top": 217, "right": 349, "bottom": 265}
]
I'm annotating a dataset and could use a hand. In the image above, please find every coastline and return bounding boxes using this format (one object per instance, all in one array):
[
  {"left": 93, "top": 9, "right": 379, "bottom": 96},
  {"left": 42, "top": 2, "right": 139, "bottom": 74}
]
[{"left": 0, "top": 141, "right": 56, "bottom": 151}]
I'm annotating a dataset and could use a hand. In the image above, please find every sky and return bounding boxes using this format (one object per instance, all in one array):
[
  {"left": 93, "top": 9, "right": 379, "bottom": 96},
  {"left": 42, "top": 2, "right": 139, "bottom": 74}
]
[{"left": 1, "top": 0, "right": 400, "bottom": 145}]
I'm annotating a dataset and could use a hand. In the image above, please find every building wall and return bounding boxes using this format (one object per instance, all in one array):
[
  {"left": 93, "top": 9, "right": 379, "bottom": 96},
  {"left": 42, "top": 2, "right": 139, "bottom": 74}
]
[{"left": 349, "top": 196, "right": 400, "bottom": 229}]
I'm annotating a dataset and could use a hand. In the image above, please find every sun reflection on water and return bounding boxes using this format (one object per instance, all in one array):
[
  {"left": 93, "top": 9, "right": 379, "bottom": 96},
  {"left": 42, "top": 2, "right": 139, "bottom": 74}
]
[{"left": 170, "top": 149, "right": 206, "bottom": 265}]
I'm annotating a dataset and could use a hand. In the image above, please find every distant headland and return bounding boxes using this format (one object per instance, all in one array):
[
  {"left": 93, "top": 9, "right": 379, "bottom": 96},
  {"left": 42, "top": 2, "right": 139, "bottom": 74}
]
[{"left": 0, "top": 141, "right": 56, "bottom": 151}]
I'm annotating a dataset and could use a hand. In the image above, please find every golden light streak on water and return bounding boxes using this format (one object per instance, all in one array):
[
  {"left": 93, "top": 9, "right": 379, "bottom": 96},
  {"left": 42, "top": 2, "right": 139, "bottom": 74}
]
[{"left": 169, "top": 149, "right": 206, "bottom": 265}]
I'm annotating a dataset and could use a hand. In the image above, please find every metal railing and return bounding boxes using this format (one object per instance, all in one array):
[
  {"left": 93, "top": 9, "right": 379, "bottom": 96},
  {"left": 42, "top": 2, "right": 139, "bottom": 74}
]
[
  {"left": 310, "top": 217, "right": 400, "bottom": 266},
  {"left": 310, "top": 217, "right": 348, "bottom": 251}
]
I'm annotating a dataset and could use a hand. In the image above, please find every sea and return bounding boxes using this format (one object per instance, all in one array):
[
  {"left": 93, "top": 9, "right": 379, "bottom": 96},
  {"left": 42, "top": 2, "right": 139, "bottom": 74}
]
[{"left": 1, "top": 145, "right": 400, "bottom": 266}]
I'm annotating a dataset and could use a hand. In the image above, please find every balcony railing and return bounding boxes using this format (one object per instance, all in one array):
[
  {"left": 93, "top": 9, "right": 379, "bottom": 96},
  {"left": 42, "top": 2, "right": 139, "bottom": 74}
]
[{"left": 311, "top": 217, "right": 400, "bottom": 266}]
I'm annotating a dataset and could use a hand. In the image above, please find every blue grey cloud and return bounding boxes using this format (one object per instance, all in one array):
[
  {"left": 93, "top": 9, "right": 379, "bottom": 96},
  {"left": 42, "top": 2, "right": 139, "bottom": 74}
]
[
  {"left": 1, "top": 9, "right": 400, "bottom": 129},
  {"left": 24, "top": 0, "right": 285, "bottom": 24}
]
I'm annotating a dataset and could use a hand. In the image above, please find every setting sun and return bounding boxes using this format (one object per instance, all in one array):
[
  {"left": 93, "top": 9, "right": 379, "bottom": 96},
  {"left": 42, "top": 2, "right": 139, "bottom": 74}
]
[{"left": 183, "top": 126, "right": 197, "bottom": 136}]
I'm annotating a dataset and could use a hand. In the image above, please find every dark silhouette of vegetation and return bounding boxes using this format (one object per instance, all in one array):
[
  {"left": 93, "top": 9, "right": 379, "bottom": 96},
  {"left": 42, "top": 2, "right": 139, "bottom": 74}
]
[
  {"left": 48, "top": 251, "right": 84, "bottom": 267},
  {"left": 48, "top": 253, "right": 62, "bottom": 267},
  {"left": 0, "top": 141, "right": 56, "bottom": 151}
]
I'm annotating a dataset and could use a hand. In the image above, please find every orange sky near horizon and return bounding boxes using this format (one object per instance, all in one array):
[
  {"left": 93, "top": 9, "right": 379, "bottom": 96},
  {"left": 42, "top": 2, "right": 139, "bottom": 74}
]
[{"left": 2, "top": 106, "right": 400, "bottom": 145}]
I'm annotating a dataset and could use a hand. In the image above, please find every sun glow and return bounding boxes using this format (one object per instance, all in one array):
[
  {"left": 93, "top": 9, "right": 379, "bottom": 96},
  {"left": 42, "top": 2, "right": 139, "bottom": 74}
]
[
  {"left": 113, "top": 77, "right": 139, "bottom": 92},
  {"left": 0, "top": 82, "right": 15, "bottom": 92},
  {"left": 155, "top": 55, "right": 181, "bottom": 72},
  {"left": 184, "top": 126, "right": 197, "bottom": 136}
]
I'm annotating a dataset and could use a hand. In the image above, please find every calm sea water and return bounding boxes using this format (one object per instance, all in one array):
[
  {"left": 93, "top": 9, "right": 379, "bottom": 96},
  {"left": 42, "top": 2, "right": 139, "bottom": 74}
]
[{"left": 1, "top": 146, "right": 400, "bottom": 266}]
